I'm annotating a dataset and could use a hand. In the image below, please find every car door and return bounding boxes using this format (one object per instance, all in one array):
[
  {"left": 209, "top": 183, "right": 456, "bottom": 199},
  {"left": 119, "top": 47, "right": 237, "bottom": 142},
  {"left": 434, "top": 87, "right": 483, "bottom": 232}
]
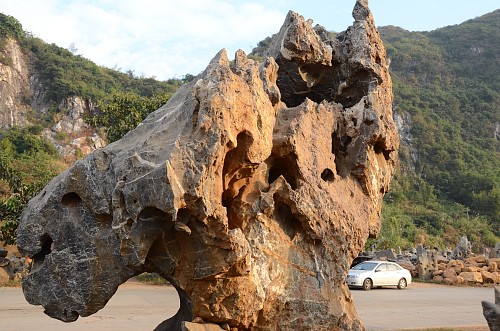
[
  {"left": 387, "top": 263, "right": 404, "bottom": 285},
  {"left": 373, "top": 263, "right": 389, "bottom": 285}
]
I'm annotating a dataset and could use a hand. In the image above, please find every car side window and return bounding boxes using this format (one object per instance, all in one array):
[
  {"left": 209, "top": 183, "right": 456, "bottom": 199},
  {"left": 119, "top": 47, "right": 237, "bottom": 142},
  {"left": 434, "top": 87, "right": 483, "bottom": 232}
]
[
  {"left": 387, "top": 264, "right": 399, "bottom": 271},
  {"left": 376, "top": 264, "right": 386, "bottom": 272}
]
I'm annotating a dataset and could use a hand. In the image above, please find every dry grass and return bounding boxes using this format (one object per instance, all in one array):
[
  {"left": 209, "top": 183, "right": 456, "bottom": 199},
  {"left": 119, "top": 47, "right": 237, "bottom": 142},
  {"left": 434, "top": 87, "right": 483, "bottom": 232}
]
[{"left": 134, "top": 272, "right": 170, "bottom": 285}]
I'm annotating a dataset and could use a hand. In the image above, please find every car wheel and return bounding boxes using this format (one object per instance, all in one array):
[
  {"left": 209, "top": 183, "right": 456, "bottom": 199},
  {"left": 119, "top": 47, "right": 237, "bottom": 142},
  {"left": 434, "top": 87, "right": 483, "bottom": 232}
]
[
  {"left": 362, "top": 278, "right": 372, "bottom": 291},
  {"left": 397, "top": 278, "right": 407, "bottom": 289}
]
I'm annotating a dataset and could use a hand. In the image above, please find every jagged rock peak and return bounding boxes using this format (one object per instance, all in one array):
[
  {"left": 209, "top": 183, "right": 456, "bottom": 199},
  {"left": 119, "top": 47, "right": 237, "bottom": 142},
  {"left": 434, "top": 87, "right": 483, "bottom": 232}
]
[{"left": 17, "top": 2, "right": 398, "bottom": 330}]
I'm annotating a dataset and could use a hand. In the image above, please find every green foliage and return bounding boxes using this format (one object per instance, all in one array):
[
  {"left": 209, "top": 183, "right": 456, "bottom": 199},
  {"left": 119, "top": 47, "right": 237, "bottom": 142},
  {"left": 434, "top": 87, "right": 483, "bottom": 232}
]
[
  {"left": 0, "top": 13, "right": 24, "bottom": 65},
  {"left": 0, "top": 13, "right": 23, "bottom": 41},
  {"left": 375, "top": 171, "right": 499, "bottom": 251},
  {"left": 366, "top": 12, "right": 500, "bottom": 251},
  {"left": 0, "top": 127, "right": 65, "bottom": 244},
  {"left": 135, "top": 273, "right": 169, "bottom": 285},
  {"left": 249, "top": 36, "right": 274, "bottom": 61},
  {"left": 88, "top": 92, "right": 172, "bottom": 143},
  {"left": 22, "top": 36, "right": 182, "bottom": 105}
]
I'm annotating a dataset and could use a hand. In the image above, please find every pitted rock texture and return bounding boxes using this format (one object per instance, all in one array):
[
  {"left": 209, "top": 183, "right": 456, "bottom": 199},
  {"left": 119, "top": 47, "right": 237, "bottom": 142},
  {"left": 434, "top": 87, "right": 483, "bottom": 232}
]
[
  {"left": 17, "top": 2, "right": 398, "bottom": 330},
  {"left": 481, "top": 287, "right": 500, "bottom": 331}
]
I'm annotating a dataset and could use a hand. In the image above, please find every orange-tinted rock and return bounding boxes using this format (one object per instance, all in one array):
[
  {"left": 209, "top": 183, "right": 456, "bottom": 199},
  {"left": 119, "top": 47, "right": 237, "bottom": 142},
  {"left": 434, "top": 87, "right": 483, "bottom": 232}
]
[
  {"left": 433, "top": 270, "right": 443, "bottom": 277},
  {"left": 443, "top": 268, "right": 457, "bottom": 279},
  {"left": 448, "top": 259, "right": 464, "bottom": 269},
  {"left": 464, "top": 266, "right": 481, "bottom": 272},
  {"left": 480, "top": 270, "right": 496, "bottom": 284},
  {"left": 432, "top": 275, "right": 444, "bottom": 282},
  {"left": 16, "top": 1, "right": 397, "bottom": 330},
  {"left": 459, "top": 271, "right": 483, "bottom": 283}
]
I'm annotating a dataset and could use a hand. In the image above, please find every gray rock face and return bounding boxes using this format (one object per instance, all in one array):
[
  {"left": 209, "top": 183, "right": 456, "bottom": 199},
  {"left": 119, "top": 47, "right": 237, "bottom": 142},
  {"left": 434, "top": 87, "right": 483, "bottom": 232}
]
[
  {"left": 17, "top": 2, "right": 398, "bottom": 330},
  {"left": 482, "top": 287, "right": 500, "bottom": 331}
]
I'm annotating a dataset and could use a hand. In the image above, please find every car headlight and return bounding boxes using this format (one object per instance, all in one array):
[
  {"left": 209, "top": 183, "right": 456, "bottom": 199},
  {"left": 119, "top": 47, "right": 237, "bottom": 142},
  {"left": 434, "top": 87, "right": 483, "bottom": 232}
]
[{"left": 348, "top": 274, "right": 359, "bottom": 279}]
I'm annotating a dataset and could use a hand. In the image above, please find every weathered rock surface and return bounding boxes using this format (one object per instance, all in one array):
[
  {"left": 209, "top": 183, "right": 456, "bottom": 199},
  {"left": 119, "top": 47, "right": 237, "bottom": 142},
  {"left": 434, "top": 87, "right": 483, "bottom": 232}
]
[
  {"left": 459, "top": 271, "right": 483, "bottom": 283},
  {"left": 481, "top": 287, "right": 500, "bottom": 331},
  {"left": 43, "top": 96, "right": 105, "bottom": 163},
  {"left": 17, "top": 1, "right": 398, "bottom": 330},
  {"left": 0, "top": 38, "right": 31, "bottom": 128}
]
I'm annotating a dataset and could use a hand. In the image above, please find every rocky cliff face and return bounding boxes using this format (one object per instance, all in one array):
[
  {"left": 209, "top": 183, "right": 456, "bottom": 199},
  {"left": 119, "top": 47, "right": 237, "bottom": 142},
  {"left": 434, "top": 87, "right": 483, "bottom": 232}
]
[
  {"left": 0, "top": 38, "right": 104, "bottom": 160},
  {"left": 0, "top": 38, "right": 31, "bottom": 128},
  {"left": 43, "top": 96, "right": 105, "bottom": 163},
  {"left": 17, "top": 2, "right": 398, "bottom": 330}
]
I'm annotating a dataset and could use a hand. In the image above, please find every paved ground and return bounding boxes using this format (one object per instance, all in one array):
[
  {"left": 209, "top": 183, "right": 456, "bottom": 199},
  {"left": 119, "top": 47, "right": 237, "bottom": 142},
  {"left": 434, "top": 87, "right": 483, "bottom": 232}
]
[
  {"left": 0, "top": 281, "right": 179, "bottom": 331},
  {"left": 352, "top": 282, "right": 491, "bottom": 330},
  {"left": 0, "top": 281, "right": 494, "bottom": 330}
]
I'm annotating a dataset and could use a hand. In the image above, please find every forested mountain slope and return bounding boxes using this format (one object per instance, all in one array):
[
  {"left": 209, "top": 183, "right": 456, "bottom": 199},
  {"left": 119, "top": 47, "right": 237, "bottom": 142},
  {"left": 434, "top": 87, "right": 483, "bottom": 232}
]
[
  {"left": 374, "top": 10, "right": 499, "bottom": 250},
  {"left": 249, "top": 10, "right": 499, "bottom": 250}
]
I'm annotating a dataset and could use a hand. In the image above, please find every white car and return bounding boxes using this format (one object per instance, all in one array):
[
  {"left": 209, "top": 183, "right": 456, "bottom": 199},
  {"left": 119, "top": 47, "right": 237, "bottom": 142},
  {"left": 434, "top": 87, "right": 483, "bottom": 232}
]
[{"left": 346, "top": 260, "right": 412, "bottom": 291}]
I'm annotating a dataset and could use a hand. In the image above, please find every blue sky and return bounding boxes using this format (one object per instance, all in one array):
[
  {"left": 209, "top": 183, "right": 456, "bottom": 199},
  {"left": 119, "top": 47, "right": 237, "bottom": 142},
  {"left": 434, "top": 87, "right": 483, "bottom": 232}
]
[{"left": 1, "top": 0, "right": 498, "bottom": 80}]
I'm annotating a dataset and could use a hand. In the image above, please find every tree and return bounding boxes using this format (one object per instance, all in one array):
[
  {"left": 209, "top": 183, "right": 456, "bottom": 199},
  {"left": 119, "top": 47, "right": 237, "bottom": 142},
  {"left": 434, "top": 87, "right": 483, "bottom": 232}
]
[
  {"left": 0, "top": 127, "right": 65, "bottom": 244},
  {"left": 88, "top": 92, "right": 172, "bottom": 143}
]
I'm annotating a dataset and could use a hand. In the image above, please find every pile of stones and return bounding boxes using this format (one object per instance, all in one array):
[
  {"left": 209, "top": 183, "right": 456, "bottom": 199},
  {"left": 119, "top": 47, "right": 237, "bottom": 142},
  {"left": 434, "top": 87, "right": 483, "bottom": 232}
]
[
  {"left": 415, "top": 237, "right": 500, "bottom": 285},
  {"left": 428, "top": 253, "right": 499, "bottom": 285},
  {"left": 361, "top": 236, "right": 500, "bottom": 285}
]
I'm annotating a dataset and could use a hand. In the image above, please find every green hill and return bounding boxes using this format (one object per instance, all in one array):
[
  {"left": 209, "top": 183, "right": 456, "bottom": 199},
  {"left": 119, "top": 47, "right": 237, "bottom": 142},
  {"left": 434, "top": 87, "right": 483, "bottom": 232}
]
[
  {"left": 374, "top": 10, "right": 499, "bottom": 250},
  {"left": 249, "top": 11, "right": 499, "bottom": 251}
]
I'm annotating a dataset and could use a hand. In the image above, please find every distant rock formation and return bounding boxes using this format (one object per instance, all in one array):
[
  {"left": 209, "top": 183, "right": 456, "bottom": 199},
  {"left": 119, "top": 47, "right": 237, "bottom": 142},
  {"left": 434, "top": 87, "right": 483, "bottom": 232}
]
[
  {"left": 0, "top": 38, "right": 31, "bottom": 127},
  {"left": 17, "top": 1, "right": 398, "bottom": 330},
  {"left": 0, "top": 38, "right": 103, "bottom": 161}
]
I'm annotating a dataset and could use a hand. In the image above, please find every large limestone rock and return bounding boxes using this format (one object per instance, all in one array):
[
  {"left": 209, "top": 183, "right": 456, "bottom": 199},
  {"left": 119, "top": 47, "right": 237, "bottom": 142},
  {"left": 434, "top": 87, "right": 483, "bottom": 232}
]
[
  {"left": 17, "top": 1, "right": 398, "bottom": 330},
  {"left": 481, "top": 287, "right": 500, "bottom": 331}
]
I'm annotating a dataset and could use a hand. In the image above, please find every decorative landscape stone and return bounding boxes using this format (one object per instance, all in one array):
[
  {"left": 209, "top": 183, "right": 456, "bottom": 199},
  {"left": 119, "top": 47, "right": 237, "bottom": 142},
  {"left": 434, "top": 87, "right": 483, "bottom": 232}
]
[
  {"left": 16, "top": 1, "right": 399, "bottom": 330},
  {"left": 481, "top": 287, "right": 500, "bottom": 331}
]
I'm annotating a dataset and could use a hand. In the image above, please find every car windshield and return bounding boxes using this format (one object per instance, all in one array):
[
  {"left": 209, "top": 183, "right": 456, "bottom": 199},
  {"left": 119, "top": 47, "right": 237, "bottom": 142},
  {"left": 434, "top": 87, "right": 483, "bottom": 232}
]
[{"left": 352, "top": 262, "right": 378, "bottom": 271}]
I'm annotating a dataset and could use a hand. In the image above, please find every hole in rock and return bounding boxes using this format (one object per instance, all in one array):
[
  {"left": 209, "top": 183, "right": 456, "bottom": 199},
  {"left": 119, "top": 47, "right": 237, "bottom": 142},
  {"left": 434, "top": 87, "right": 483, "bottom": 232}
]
[
  {"left": 267, "top": 155, "right": 299, "bottom": 190},
  {"left": 222, "top": 131, "right": 255, "bottom": 193},
  {"left": 134, "top": 207, "right": 172, "bottom": 238},
  {"left": 320, "top": 168, "right": 335, "bottom": 182},
  {"left": 176, "top": 207, "right": 192, "bottom": 223},
  {"left": 61, "top": 192, "right": 82, "bottom": 207},
  {"left": 222, "top": 131, "right": 257, "bottom": 229},
  {"left": 273, "top": 198, "right": 302, "bottom": 241},
  {"left": 374, "top": 140, "right": 391, "bottom": 160},
  {"left": 275, "top": 56, "right": 373, "bottom": 108},
  {"left": 331, "top": 135, "right": 352, "bottom": 154},
  {"left": 331, "top": 132, "right": 353, "bottom": 178},
  {"left": 138, "top": 206, "right": 167, "bottom": 222},
  {"left": 223, "top": 185, "right": 248, "bottom": 230},
  {"left": 96, "top": 213, "right": 112, "bottom": 223},
  {"left": 31, "top": 233, "right": 53, "bottom": 272},
  {"left": 111, "top": 273, "right": 185, "bottom": 330}
]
